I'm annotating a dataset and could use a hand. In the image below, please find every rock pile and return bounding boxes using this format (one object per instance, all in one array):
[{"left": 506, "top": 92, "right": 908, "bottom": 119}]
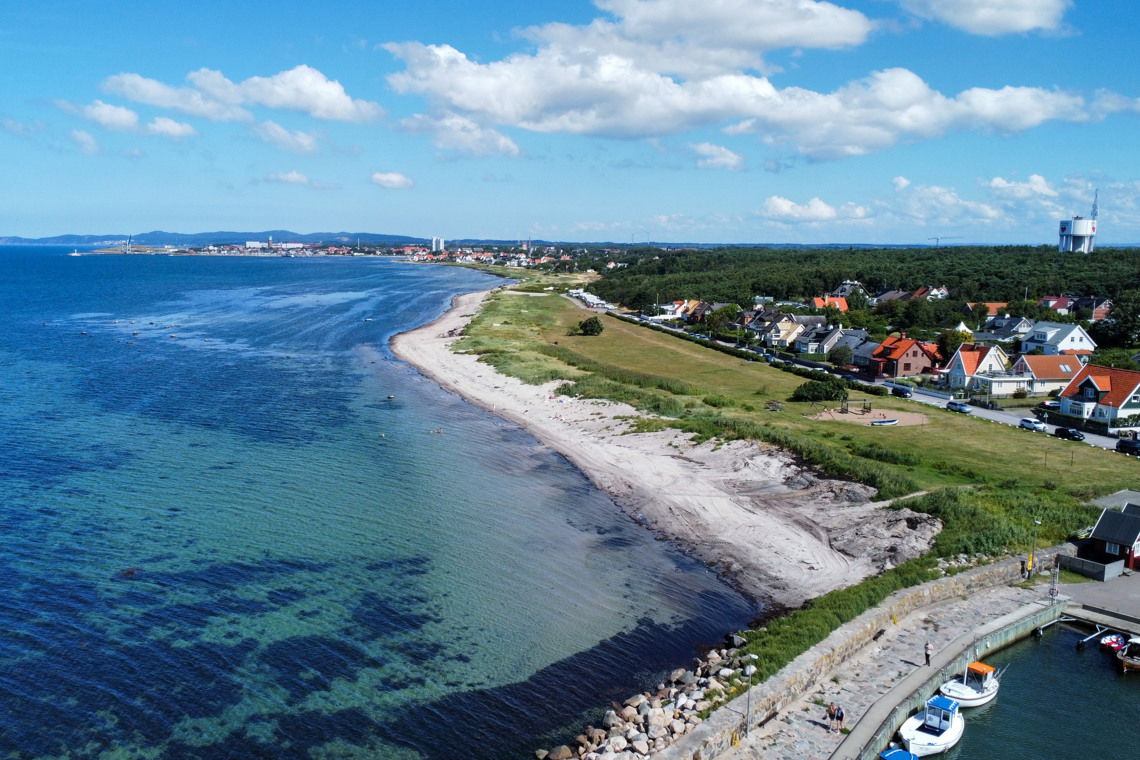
[{"left": 535, "top": 641, "right": 756, "bottom": 759}]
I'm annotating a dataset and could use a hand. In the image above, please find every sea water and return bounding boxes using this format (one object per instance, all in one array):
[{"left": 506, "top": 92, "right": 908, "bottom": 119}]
[
  {"left": 0, "top": 247, "right": 759, "bottom": 759},
  {"left": 938, "top": 623, "right": 1140, "bottom": 759}
]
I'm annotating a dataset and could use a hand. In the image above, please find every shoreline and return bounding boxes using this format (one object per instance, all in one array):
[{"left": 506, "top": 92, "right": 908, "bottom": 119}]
[{"left": 390, "top": 287, "right": 939, "bottom": 609}]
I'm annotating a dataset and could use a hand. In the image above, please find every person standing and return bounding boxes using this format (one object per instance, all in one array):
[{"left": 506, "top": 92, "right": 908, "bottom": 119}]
[
  {"left": 836, "top": 704, "right": 845, "bottom": 733},
  {"left": 924, "top": 641, "right": 933, "bottom": 667}
]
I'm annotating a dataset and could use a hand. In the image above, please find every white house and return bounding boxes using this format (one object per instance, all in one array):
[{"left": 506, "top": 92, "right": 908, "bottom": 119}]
[
  {"left": 1010, "top": 355, "right": 1083, "bottom": 396},
  {"left": 1058, "top": 364, "right": 1140, "bottom": 431},
  {"left": 1019, "top": 321, "right": 1096, "bottom": 356},
  {"left": 944, "top": 343, "right": 1010, "bottom": 391}
]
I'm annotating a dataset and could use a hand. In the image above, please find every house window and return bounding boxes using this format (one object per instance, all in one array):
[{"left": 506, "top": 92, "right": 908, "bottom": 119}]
[
  {"left": 1132, "top": 394, "right": 1140, "bottom": 403},
  {"left": 1059, "top": 364, "right": 1072, "bottom": 373},
  {"left": 1107, "top": 542, "right": 1121, "bottom": 556},
  {"left": 1083, "top": 387, "right": 1098, "bottom": 401},
  {"left": 903, "top": 362, "right": 912, "bottom": 371},
  {"left": 1096, "top": 407, "right": 1106, "bottom": 417}
]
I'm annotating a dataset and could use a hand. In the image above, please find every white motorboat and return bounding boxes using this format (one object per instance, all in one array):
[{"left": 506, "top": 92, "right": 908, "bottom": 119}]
[
  {"left": 938, "top": 661, "right": 1003, "bottom": 707},
  {"left": 898, "top": 695, "right": 965, "bottom": 757}
]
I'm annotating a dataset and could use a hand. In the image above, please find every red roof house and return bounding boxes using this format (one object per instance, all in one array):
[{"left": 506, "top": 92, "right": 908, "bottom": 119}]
[{"left": 870, "top": 335, "right": 942, "bottom": 378}]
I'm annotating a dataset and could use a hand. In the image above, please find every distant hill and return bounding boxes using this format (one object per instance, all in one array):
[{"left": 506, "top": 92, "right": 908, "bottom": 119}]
[{"left": 0, "top": 230, "right": 428, "bottom": 247}]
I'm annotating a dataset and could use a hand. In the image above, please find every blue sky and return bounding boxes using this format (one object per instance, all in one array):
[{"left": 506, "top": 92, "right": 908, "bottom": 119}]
[{"left": 3, "top": 0, "right": 1138, "bottom": 244}]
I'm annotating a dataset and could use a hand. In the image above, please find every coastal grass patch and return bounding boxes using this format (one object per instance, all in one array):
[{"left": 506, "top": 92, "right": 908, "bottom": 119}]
[{"left": 734, "top": 557, "right": 942, "bottom": 685}]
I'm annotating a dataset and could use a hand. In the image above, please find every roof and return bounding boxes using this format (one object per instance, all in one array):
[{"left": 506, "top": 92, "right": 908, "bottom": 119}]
[
  {"left": 968, "top": 302, "right": 1008, "bottom": 316},
  {"left": 1060, "top": 364, "right": 1140, "bottom": 408},
  {"left": 952, "top": 343, "right": 999, "bottom": 375},
  {"left": 967, "top": 662, "right": 995, "bottom": 675},
  {"left": 1017, "top": 355, "right": 1081, "bottom": 380},
  {"left": 1090, "top": 507, "right": 1140, "bottom": 546},
  {"left": 874, "top": 335, "right": 942, "bottom": 362},
  {"left": 926, "top": 695, "right": 959, "bottom": 713},
  {"left": 811, "top": 296, "right": 848, "bottom": 312}
]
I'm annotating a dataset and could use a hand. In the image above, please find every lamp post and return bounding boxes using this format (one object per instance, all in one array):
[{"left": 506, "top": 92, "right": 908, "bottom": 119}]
[
  {"left": 1029, "top": 519, "right": 1042, "bottom": 575},
  {"left": 743, "top": 654, "right": 758, "bottom": 736}
]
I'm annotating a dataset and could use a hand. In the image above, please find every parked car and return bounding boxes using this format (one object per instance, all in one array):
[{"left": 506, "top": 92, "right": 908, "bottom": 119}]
[
  {"left": 1036, "top": 400, "right": 1061, "bottom": 411},
  {"left": 891, "top": 386, "right": 913, "bottom": 399},
  {"left": 1019, "top": 417, "right": 1046, "bottom": 432},
  {"left": 946, "top": 400, "right": 971, "bottom": 413},
  {"left": 1052, "top": 427, "right": 1085, "bottom": 441},
  {"left": 1116, "top": 438, "right": 1140, "bottom": 455}
]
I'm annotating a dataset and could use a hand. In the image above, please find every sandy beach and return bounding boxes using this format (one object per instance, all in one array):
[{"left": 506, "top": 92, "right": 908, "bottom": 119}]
[{"left": 391, "top": 288, "right": 939, "bottom": 608}]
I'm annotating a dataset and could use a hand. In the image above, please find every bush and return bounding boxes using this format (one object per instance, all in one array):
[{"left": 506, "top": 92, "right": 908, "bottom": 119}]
[
  {"left": 578, "top": 316, "right": 604, "bottom": 335},
  {"left": 791, "top": 379, "right": 848, "bottom": 402}
]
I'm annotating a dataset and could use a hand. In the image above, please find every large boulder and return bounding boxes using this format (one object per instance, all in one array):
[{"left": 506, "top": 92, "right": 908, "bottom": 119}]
[
  {"left": 547, "top": 746, "right": 574, "bottom": 760},
  {"left": 631, "top": 739, "right": 650, "bottom": 755}
]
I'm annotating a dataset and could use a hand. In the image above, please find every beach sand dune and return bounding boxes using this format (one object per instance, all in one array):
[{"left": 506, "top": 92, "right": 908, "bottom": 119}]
[{"left": 391, "top": 290, "right": 938, "bottom": 607}]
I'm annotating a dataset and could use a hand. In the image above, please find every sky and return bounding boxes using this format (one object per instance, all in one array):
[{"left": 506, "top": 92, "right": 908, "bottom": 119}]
[{"left": 3, "top": 0, "right": 1139, "bottom": 245}]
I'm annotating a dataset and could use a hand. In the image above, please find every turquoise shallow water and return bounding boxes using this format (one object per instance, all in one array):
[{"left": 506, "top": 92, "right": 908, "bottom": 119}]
[{"left": 0, "top": 247, "right": 759, "bottom": 759}]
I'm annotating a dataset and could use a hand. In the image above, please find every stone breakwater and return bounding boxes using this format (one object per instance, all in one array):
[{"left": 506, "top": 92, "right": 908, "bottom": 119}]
[{"left": 534, "top": 639, "right": 756, "bottom": 760}]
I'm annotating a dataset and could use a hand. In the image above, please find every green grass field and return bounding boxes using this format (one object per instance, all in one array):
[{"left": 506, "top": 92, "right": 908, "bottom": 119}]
[
  {"left": 456, "top": 286, "right": 1129, "bottom": 552},
  {"left": 449, "top": 275, "right": 1130, "bottom": 711}
]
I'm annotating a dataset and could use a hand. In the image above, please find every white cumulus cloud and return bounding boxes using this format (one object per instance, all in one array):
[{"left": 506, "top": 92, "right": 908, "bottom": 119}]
[
  {"left": 80, "top": 99, "right": 139, "bottom": 131},
  {"left": 102, "top": 73, "right": 252, "bottom": 121},
  {"left": 691, "top": 142, "right": 743, "bottom": 170},
  {"left": 898, "top": 0, "right": 1070, "bottom": 36},
  {"left": 102, "top": 65, "right": 381, "bottom": 123},
  {"left": 265, "top": 170, "right": 310, "bottom": 185},
  {"left": 371, "top": 171, "right": 414, "bottom": 189},
  {"left": 892, "top": 176, "right": 912, "bottom": 191},
  {"left": 253, "top": 121, "right": 317, "bottom": 153},
  {"left": 70, "top": 129, "right": 99, "bottom": 155},
  {"left": 145, "top": 116, "right": 197, "bottom": 138},
  {"left": 401, "top": 112, "right": 520, "bottom": 156},
  {"left": 989, "top": 174, "right": 1058, "bottom": 199}
]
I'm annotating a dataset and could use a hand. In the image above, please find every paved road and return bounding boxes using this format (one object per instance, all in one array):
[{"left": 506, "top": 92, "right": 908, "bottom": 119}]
[{"left": 876, "top": 383, "right": 1120, "bottom": 451}]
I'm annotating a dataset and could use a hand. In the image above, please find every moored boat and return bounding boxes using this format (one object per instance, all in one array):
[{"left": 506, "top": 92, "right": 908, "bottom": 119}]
[
  {"left": 1117, "top": 637, "right": 1140, "bottom": 673},
  {"left": 898, "top": 695, "right": 965, "bottom": 757},
  {"left": 938, "top": 661, "right": 1003, "bottom": 708},
  {"left": 870, "top": 418, "right": 899, "bottom": 426},
  {"left": 1100, "top": 633, "right": 1127, "bottom": 652}
]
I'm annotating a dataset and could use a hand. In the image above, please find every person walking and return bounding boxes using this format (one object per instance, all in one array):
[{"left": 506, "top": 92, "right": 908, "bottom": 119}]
[
  {"left": 836, "top": 704, "right": 845, "bottom": 733},
  {"left": 924, "top": 640, "right": 933, "bottom": 667}
]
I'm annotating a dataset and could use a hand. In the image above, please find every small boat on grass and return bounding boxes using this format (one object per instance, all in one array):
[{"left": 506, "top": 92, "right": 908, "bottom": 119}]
[
  {"left": 870, "top": 418, "right": 899, "bottom": 426},
  {"left": 939, "top": 661, "right": 1004, "bottom": 707},
  {"left": 898, "top": 695, "right": 964, "bottom": 757},
  {"left": 1117, "top": 637, "right": 1140, "bottom": 673}
]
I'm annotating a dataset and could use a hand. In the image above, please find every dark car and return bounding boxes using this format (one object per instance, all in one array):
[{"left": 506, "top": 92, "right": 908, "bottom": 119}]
[
  {"left": 890, "top": 386, "right": 913, "bottom": 398},
  {"left": 1116, "top": 439, "right": 1140, "bottom": 455},
  {"left": 1052, "top": 427, "right": 1085, "bottom": 441}
]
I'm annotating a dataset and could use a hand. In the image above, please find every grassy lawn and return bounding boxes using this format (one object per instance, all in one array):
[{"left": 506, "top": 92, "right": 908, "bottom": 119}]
[
  {"left": 455, "top": 288, "right": 1131, "bottom": 551},
  {"left": 449, "top": 280, "right": 1131, "bottom": 712}
]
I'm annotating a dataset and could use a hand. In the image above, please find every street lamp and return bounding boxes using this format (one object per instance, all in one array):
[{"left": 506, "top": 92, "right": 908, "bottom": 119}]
[
  {"left": 743, "top": 654, "right": 758, "bottom": 736},
  {"left": 1029, "top": 519, "right": 1042, "bottom": 575}
]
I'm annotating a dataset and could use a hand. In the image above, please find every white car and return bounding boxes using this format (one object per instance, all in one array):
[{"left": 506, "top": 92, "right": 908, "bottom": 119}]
[{"left": 1019, "top": 417, "right": 1046, "bottom": 432}]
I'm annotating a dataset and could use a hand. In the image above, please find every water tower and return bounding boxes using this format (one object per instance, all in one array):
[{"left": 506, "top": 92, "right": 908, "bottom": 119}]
[{"left": 1058, "top": 190, "right": 1097, "bottom": 253}]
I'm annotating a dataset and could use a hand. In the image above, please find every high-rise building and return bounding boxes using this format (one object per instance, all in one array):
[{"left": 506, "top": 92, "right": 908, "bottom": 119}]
[{"left": 431, "top": 237, "right": 445, "bottom": 252}]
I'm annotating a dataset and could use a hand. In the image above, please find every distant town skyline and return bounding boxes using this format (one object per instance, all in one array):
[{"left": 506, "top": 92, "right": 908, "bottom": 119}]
[{"left": 3, "top": 1, "right": 1138, "bottom": 244}]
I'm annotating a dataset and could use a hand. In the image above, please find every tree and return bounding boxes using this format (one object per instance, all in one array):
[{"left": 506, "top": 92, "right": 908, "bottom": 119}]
[
  {"left": 827, "top": 344, "right": 853, "bottom": 367},
  {"left": 705, "top": 304, "right": 741, "bottom": 336},
  {"left": 578, "top": 316, "right": 604, "bottom": 336},
  {"left": 937, "top": 330, "right": 971, "bottom": 361}
]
